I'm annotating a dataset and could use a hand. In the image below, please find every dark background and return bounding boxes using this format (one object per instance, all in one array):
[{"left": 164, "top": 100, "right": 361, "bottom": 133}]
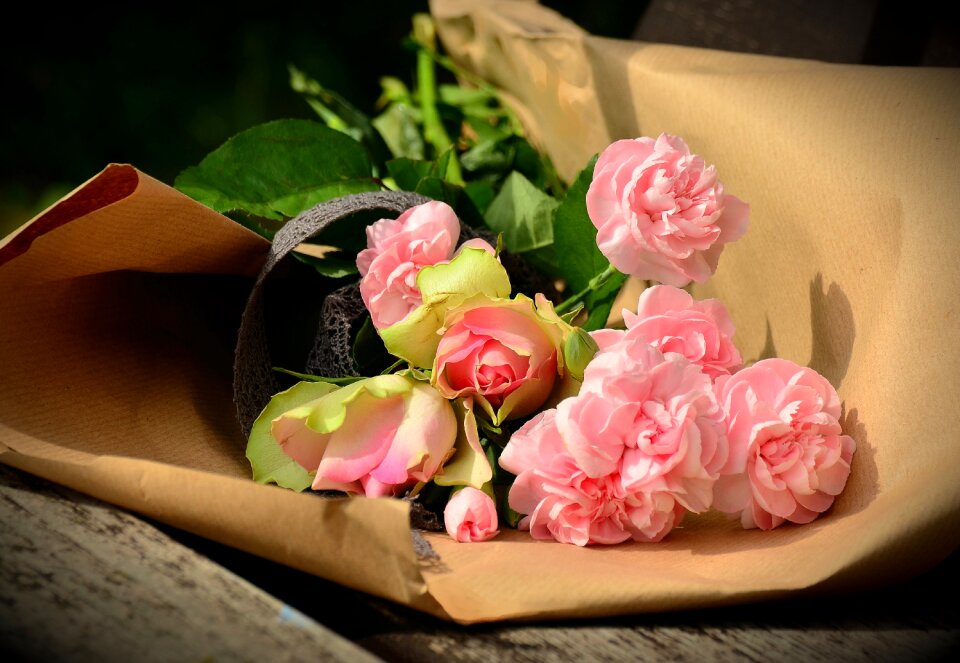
[{"left": 2, "top": 0, "right": 956, "bottom": 237}]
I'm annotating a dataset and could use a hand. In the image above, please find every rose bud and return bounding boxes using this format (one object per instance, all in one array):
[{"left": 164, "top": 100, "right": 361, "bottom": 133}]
[
  {"left": 563, "top": 326, "right": 600, "bottom": 382},
  {"left": 444, "top": 486, "right": 500, "bottom": 542}
]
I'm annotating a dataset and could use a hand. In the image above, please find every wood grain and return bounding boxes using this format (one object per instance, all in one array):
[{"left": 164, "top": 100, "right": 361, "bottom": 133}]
[
  {"left": 3, "top": 462, "right": 959, "bottom": 661},
  {"left": 157, "top": 499, "right": 960, "bottom": 662},
  {"left": 0, "top": 464, "right": 381, "bottom": 663}
]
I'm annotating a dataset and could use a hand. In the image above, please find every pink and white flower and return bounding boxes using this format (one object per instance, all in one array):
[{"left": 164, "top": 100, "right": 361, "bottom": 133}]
[
  {"left": 562, "top": 337, "right": 728, "bottom": 512},
  {"left": 586, "top": 133, "right": 749, "bottom": 286},
  {"left": 713, "top": 358, "right": 856, "bottom": 530},
  {"left": 499, "top": 336, "right": 726, "bottom": 545},
  {"left": 591, "top": 285, "right": 742, "bottom": 380},
  {"left": 500, "top": 410, "right": 684, "bottom": 546}
]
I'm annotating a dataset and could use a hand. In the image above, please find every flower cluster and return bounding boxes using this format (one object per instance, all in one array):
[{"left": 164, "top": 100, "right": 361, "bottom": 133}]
[{"left": 247, "top": 133, "right": 856, "bottom": 546}]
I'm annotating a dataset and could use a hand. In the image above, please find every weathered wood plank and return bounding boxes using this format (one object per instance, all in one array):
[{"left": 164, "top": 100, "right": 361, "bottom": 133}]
[
  {"left": 0, "top": 464, "right": 381, "bottom": 663},
  {"left": 3, "top": 460, "right": 959, "bottom": 662},
  {"left": 158, "top": 502, "right": 960, "bottom": 662}
]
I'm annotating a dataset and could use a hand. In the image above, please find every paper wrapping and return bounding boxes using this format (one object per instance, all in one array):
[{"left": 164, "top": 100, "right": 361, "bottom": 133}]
[{"left": 2, "top": 0, "right": 960, "bottom": 624}]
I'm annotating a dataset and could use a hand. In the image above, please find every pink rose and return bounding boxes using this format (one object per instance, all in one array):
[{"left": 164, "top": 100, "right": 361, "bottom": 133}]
[
  {"left": 586, "top": 133, "right": 749, "bottom": 287},
  {"left": 591, "top": 285, "right": 742, "bottom": 380},
  {"left": 433, "top": 297, "right": 563, "bottom": 424},
  {"left": 357, "top": 201, "right": 465, "bottom": 330},
  {"left": 444, "top": 487, "right": 500, "bottom": 542},
  {"left": 271, "top": 375, "right": 458, "bottom": 498},
  {"left": 500, "top": 409, "right": 684, "bottom": 546},
  {"left": 713, "top": 359, "right": 856, "bottom": 530},
  {"left": 561, "top": 337, "right": 727, "bottom": 512}
]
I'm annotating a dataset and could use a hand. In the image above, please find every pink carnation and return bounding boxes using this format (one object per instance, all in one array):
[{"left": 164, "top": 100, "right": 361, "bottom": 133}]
[
  {"left": 586, "top": 133, "right": 749, "bottom": 286},
  {"left": 591, "top": 285, "right": 742, "bottom": 380},
  {"left": 561, "top": 337, "right": 728, "bottom": 512},
  {"left": 714, "top": 359, "right": 856, "bottom": 530},
  {"left": 357, "top": 201, "right": 468, "bottom": 330},
  {"left": 500, "top": 410, "right": 684, "bottom": 546},
  {"left": 444, "top": 487, "right": 500, "bottom": 542}
]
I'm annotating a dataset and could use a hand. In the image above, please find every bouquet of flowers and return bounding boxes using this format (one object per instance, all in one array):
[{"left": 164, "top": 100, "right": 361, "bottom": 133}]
[{"left": 175, "top": 15, "right": 856, "bottom": 546}]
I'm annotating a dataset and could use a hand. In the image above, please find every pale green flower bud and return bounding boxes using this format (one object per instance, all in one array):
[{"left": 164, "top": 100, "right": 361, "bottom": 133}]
[{"left": 563, "top": 327, "right": 600, "bottom": 382}]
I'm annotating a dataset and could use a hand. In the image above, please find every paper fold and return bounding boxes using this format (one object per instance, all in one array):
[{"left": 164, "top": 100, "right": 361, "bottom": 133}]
[{"left": 0, "top": 165, "right": 441, "bottom": 617}]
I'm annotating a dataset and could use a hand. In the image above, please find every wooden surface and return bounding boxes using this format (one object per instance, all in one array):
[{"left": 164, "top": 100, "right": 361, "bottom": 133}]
[
  {"left": 0, "top": 465, "right": 379, "bottom": 663},
  {"left": 3, "top": 464, "right": 958, "bottom": 661}
]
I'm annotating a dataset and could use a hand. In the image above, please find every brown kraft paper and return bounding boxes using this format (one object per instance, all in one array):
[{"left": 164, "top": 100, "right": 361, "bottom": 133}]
[{"left": 2, "top": 0, "right": 960, "bottom": 623}]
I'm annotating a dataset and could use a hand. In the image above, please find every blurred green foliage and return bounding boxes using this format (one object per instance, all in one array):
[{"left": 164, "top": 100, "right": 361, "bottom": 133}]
[{"left": 1, "top": 1, "right": 646, "bottom": 238}]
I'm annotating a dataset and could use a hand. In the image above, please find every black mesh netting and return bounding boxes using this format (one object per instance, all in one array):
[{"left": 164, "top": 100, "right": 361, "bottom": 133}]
[{"left": 234, "top": 191, "right": 430, "bottom": 437}]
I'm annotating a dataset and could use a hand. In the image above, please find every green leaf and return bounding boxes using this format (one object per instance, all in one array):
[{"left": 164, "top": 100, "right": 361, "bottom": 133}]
[
  {"left": 434, "top": 148, "right": 453, "bottom": 181},
  {"left": 272, "top": 367, "right": 366, "bottom": 385},
  {"left": 291, "top": 249, "right": 358, "bottom": 279},
  {"left": 553, "top": 155, "right": 604, "bottom": 291},
  {"left": 223, "top": 211, "right": 281, "bottom": 241},
  {"left": 378, "top": 76, "right": 414, "bottom": 105},
  {"left": 270, "top": 180, "right": 382, "bottom": 218},
  {"left": 465, "top": 115, "right": 511, "bottom": 144},
  {"left": 246, "top": 380, "right": 339, "bottom": 490},
  {"left": 560, "top": 304, "right": 584, "bottom": 324},
  {"left": 372, "top": 103, "right": 425, "bottom": 161},
  {"left": 290, "top": 66, "right": 394, "bottom": 175},
  {"left": 413, "top": 175, "right": 461, "bottom": 208},
  {"left": 175, "top": 119, "right": 378, "bottom": 220},
  {"left": 521, "top": 244, "right": 561, "bottom": 279},
  {"left": 483, "top": 171, "right": 559, "bottom": 254},
  {"left": 389, "top": 170, "right": 486, "bottom": 229},
  {"left": 553, "top": 155, "right": 628, "bottom": 330},
  {"left": 439, "top": 84, "right": 496, "bottom": 107},
  {"left": 464, "top": 181, "right": 495, "bottom": 215},
  {"left": 581, "top": 272, "right": 626, "bottom": 331},
  {"left": 460, "top": 139, "right": 512, "bottom": 173},
  {"left": 352, "top": 315, "right": 394, "bottom": 376},
  {"left": 512, "top": 137, "right": 552, "bottom": 192},
  {"left": 386, "top": 158, "right": 435, "bottom": 191}
]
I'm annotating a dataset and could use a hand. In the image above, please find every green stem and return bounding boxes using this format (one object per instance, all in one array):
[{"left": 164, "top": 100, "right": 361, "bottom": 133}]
[
  {"left": 554, "top": 264, "right": 618, "bottom": 315},
  {"left": 380, "top": 357, "right": 406, "bottom": 375},
  {"left": 417, "top": 48, "right": 464, "bottom": 185}
]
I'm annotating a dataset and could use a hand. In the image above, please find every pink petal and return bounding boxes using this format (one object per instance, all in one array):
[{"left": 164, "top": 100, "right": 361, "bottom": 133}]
[
  {"left": 315, "top": 395, "right": 404, "bottom": 484},
  {"left": 273, "top": 416, "right": 330, "bottom": 472}
]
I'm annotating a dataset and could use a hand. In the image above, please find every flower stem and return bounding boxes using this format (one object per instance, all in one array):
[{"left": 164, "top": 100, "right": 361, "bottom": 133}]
[
  {"left": 554, "top": 264, "right": 619, "bottom": 315},
  {"left": 414, "top": 16, "right": 464, "bottom": 185}
]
